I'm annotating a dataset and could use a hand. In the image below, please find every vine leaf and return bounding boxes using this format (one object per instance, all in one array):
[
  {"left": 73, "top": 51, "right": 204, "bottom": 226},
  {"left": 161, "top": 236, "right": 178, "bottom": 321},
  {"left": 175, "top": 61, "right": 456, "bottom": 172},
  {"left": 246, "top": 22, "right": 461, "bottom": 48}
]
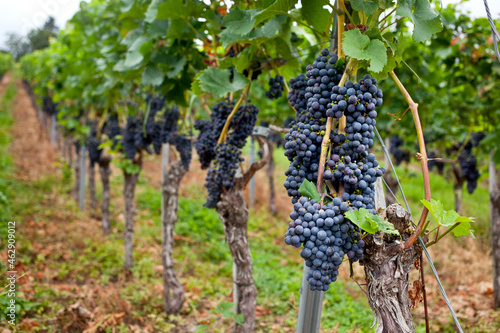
[
  {"left": 222, "top": 7, "right": 258, "bottom": 36},
  {"left": 298, "top": 180, "right": 321, "bottom": 202},
  {"left": 421, "top": 199, "right": 475, "bottom": 238},
  {"left": 396, "top": 0, "right": 443, "bottom": 43},
  {"left": 253, "top": 0, "right": 298, "bottom": 25},
  {"left": 348, "top": 0, "right": 379, "bottom": 15},
  {"left": 345, "top": 208, "right": 400, "bottom": 235},
  {"left": 301, "top": 0, "right": 331, "bottom": 33},
  {"left": 142, "top": 66, "right": 163, "bottom": 86},
  {"left": 192, "top": 67, "right": 249, "bottom": 97},
  {"left": 343, "top": 29, "right": 387, "bottom": 72}
]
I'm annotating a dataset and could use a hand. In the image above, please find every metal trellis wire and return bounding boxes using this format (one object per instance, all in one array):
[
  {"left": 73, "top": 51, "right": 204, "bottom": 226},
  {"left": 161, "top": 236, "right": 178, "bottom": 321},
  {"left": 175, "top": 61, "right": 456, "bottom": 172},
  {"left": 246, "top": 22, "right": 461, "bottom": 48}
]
[
  {"left": 483, "top": 0, "right": 500, "bottom": 62},
  {"left": 374, "top": 126, "right": 464, "bottom": 333}
]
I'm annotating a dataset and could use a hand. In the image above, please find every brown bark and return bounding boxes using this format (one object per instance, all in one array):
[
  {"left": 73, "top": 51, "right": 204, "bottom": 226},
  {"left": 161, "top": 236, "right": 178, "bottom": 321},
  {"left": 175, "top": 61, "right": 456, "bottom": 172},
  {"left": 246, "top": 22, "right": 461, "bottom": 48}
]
[
  {"left": 89, "top": 162, "right": 98, "bottom": 210},
  {"left": 72, "top": 147, "right": 80, "bottom": 201},
  {"left": 452, "top": 164, "right": 464, "bottom": 214},
  {"left": 216, "top": 180, "right": 257, "bottom": 333},
  {"left": 161, "top": 159, "right": 186, "bottom": 314},
  {"left": 362, "top": 204, "right": 421, "bottom": 333},
  {"left": 267, "top": 142, "right": 277, "bottom": 215},
  {"left": 123, "top": 154, "right": 142, "bottom": 270},
  {"left": 98, "top": 154, "right": 112, "bottom": 234},
  {"left": 490, "top": 155, "right": 500, "bottom": 309}
]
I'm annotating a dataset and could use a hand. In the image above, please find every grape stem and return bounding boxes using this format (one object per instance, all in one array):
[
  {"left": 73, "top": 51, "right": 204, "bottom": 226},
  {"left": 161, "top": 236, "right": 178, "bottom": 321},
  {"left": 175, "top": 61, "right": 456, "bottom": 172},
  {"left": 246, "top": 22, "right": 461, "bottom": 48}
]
[
  {"left": 316, "top": 58, "right": 353, "bottom": 197},
  {"left": 217, "top": 71, "right": 252, "bottom": 144},
  {"left": 389, "top": 71, "right": 431, "bottom": 250},
  {"left": 425, "top": 222, "right": 461, "bottom": 247},
  {"left": 269, "top": 125, "right": 290, "bottom": 133}
]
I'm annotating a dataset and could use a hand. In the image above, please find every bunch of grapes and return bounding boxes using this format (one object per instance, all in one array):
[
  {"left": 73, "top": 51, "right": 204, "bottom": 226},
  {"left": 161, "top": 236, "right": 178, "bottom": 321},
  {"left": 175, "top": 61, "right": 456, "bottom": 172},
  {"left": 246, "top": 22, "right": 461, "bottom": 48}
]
[
  {"left": 199, "top": 101, "right": 259, "bottom": 208},
  {"left": 266, "top": 75, "right": 285, "bottom": 100},
  {"left": 283, "top": 49, "right": 385, "bottom": 291},
  {"left": 389, "top": 135, "right": 411, "bottom": 166},
  {"left": 160, "top": 106, "right": 180, "bottom": 145},
  {"left": 157, "top": 104, "right": 192, "bottom": 170},
  {"left": 194, "top": 100, "right": 233, "bottom": 169},
  {"left": 458, "top": 132, "right": 485, "bottom": 194},
  {"left": 42, "top": 96, "right": 58, "bottom": 115},
  {"left": 87, "top": 124, "right": 102, "bottom": 166}
]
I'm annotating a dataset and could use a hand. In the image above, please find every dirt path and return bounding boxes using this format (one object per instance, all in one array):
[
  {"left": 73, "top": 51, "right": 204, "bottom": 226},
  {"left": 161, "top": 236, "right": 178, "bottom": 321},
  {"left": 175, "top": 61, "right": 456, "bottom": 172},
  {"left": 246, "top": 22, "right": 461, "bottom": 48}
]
[{"left": 9, "top": 77, "right": 56, "bottom": 181}]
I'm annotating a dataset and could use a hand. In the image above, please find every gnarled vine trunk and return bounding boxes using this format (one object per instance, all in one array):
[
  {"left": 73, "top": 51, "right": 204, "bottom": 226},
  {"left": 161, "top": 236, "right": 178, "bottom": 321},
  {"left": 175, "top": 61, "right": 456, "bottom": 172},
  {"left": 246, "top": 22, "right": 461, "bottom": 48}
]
[
  {"left": 489, "top": 153, "right": 500, "bottom": 309},
  {"left": 89, "top": 162, "right": 98, "bottom": 210},
  {"left": 452, "top": 164, "right": 464, "bottom": 214},
  {"left": 72, "top": 147, "right": 80, "bottom": 201},
  {"left": 99, "top": 153, "right": 112, "bottom": 234},
  {"left": 267, "top": 142, "right": 277, "bottom": 215},
  {"left": 216, "top": 180, "right": 256, "bottom": 333},
  {"left": 123, "top": 154, "right": 142, "bottom": 270},
  {"left": 161, "top": 156, "right": 186, "bottom": 314},
  {"left": 362, "top": 204, "right": 421, "bottom": 333}
]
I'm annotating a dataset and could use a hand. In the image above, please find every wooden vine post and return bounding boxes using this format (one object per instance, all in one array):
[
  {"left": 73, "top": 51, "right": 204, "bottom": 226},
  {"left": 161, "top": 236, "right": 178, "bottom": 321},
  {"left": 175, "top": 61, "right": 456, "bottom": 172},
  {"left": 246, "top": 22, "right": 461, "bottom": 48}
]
[{"left": 160, "top": 143, "right": 186, "bottom": 314}]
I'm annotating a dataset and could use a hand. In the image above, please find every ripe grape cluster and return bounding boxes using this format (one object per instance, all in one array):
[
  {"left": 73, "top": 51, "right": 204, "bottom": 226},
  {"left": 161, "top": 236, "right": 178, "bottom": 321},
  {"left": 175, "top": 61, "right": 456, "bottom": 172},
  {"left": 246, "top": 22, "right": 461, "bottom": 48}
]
[
  {"left": 120, "top": 97, "right": 192, "bottom": 170},
  {"left": 283, "top": 49, "right": 385, "bottom": 291},
  {"left": 194, "top": 101, "right": 233, "bottom": 169},
  {"left": 458, "top": 132, "right": 485, "bottom": 194},
  {"left": 389, "top": 135, "right": 411, "bottom": 166},
  {"left": 87, "top": 124, "right": 102, "bottom": 166},
  {"left": 266, "top": 75, "right": 285, "bottom": 100},
  {"left": 42, "top": 96, "right": 58, "bottom": 115},
  {"left": 197, "top": 101, "right": 259, "bottom": 208}
]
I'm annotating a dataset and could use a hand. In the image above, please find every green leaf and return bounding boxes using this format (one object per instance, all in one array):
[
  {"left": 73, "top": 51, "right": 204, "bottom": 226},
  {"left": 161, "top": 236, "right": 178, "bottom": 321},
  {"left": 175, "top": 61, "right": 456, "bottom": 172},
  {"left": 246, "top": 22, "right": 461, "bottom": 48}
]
[
  {"left": 234, "top": 314, "right": 245, "bottom": 324},
  {"left": 346, "top": 209, "right": 400, "bottom": 235},
  {"left": 343, "top": 29, "right": 387, "bottom": 72},
  {"left": 193, "top": 67, "right": 249, "bottom": 97},
  {"left": 142, "top": 66, "right": 164, "bottom": 86},
  {"left": 157, "top": 0, "right": 190, "bottom": 19},
  {"left": 145, "top": 0, "right": 162, "bottom": 23},
  {"left": 123, "top": 50, "right": 143, "bottom": 69},
  {"left": 396, "top": 0, "right": 443, "bottom": 43},
  {"left": 345, "top": 209, "right": 378, "bottom": 234},
  {"left": 452, "top": 222, "right": 475, "bottom": 239},
  {"left": 222, "top": 8, "right": 258, "bottom": 36},
  {"left": 349, "top": 0, "right": 379, "bottom": 15},
  {"left": 253, "top": 0, "right": 298, "bottom": 24},
  {"left": 421, "top": 199, "right": 474, "bottom": 238},
  {"left": 146, "top": 19, "right": 169, "bottom": 39},
  {"left": 421, "top": 198, "right": 444, "bottom": 224},
  {"left": 367, "top": 214, "right": 400, "bottom": 235},
  {"left": 301, "top": 0, "right": 331, "bottom": 34},
  {"left": 298, "top": 180, "right": 321, "bottom": 202},
  {"left": 220, "top": 16, "right": 283, "bottom": 48}
]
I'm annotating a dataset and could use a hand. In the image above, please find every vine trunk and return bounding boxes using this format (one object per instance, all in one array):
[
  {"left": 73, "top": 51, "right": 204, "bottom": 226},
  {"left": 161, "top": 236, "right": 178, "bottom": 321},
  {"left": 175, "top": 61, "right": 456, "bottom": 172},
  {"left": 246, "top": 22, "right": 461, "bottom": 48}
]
[
  {"left": 489, "top": 155, "right": 500, "bottom": 308},
  {"left": 89, "top": 162, "right": 98, "bottom": 210},
  {"left": 362, "top": 204, "right": 421, "bottom": 333},
  {"left": 267, "top": 143, "right": 277, "bottom": 215},
  {"left": 98, "top": 153, "right": 112, "bottom": 234},
  {"left": 216, "top": 181, "right": 256, "bottom": 333},
  {"left": 161, "top": 154, "right": 186, "bottom": 314},
  {"left": 123, "top": 155, "right": 142, "bottom": 270}
]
